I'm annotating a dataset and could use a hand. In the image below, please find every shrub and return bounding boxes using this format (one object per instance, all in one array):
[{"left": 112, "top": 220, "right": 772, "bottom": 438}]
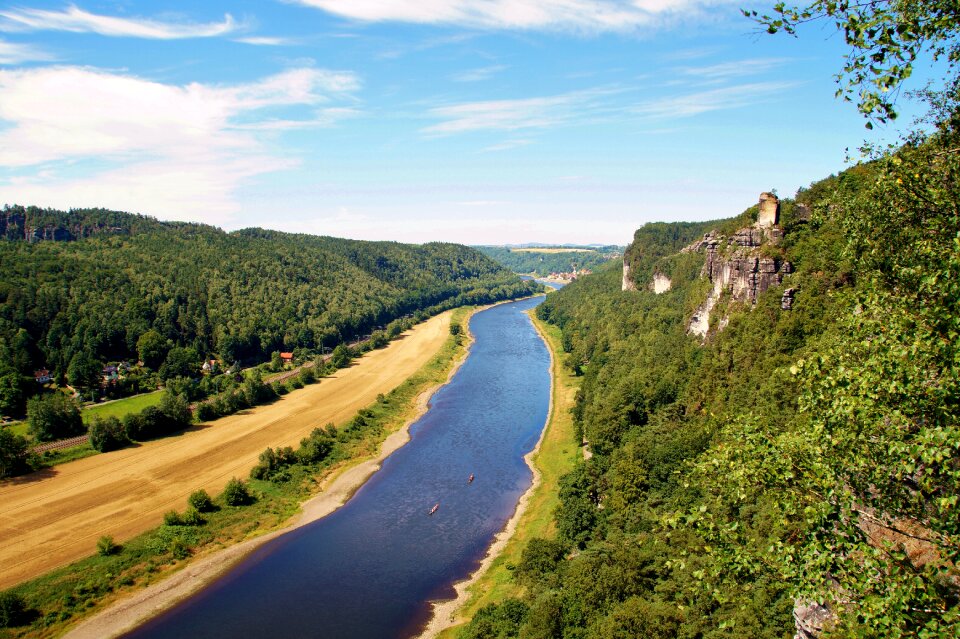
[
  {"left": 88, "top": 416, "right": 129, "bottom": 452},
  {"left": 288, "top": 377, "right": 304, "bottom": 390},
  {"left": 96, "top": 535, "right": 120, "bottom": 557},
  {"left": 250, "top": 446, "right": 297, "bottom": 480},
  {"left": 194, "top": 401, "right": 218, "bottom": 422},
  {"left": 158, "top": 392, "right": 192, "bottom": 428},
  {"left": 296, "top": 428, "right": 336, "bottom": 464},
  {"left": 180, "top": 508, "right": 205, "bottom": 526},
  {"left": 0, "top": 428, "right": 32, "bottom": 478},
  {"left": 188, "top": 489, "right": 215, "bottom": 513},
  {"left": 26, "top": 394, "right": 83, "bottom": 442},
  {"left": 122, "top": 412, "right": 146, "bottom": 441},
  {"left": 274, "top": 382, "right": 289, "bottom": 396},
  {"left": 168, "top": 538, "right": 190, "bottom": 560},
  {"left": 298, "top": 367, "right": 316, "bottom": 385},
  {"left": 0, "top": 592, "right": 27, "bottom": 628},
  {"left": 220, "top": 478, "right": 252, "bottom": 506},
  {"left": 163, "top": 510, "right": 183, "bottom": 526}
]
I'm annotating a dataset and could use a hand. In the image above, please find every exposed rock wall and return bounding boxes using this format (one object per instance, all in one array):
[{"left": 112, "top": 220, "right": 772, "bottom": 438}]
[
  {"left": 651, "top": 272, "right": 671, "bottom": 294},
  {"left": 758, "top": 191, "right": 780, "bottom": 228},
  {"left": 0, "top": 210, "right": 130, "bottom": 242},
  {"left": 794, "top": 600, "right": 833, "bottom": 639},
  {"left": 685, "top": 196, "right": 793, "bottom": 337},
  {"left": 621, "top": 262, "right": 637, "bottom": 292}
]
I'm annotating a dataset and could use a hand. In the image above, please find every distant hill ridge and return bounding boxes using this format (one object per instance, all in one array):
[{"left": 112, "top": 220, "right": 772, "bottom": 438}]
[{"left": 0, "top": 205, "right": 538, "bottom": 403}]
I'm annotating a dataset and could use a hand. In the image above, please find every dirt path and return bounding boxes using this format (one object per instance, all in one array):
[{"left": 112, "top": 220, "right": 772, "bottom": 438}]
[{"left": 0, "top": 312, "right": 450, "bottom": 591}]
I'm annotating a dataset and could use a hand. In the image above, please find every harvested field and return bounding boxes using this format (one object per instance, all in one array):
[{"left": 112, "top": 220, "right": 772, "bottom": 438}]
[{"left": 0, "top": 312, "right": 451, "bottom": 590}]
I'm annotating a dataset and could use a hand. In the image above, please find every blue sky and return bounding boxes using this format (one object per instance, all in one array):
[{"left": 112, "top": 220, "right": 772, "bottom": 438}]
[{"left": 0, "top": 1, "right": 933, "bottom": 244}]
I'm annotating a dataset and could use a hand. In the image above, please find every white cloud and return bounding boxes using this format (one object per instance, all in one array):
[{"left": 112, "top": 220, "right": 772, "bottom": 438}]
[
  {"left": 0, "top": 38, "right": 52, "bottom": 64},
  {"left": 234, "top": 36, "right": 295, "bottom": 46},
  {"left": 424, "top": 89, "right": 616, "bottom": 135},
  {"left": 678, "top": 58, "right": 791, "bottom": 82},
  {"left": 294, "top": 0, "right": 738, "bottom": 31},
  {"left": 481, "top": 138, "right": 532, "bottom": 152},
  {"left": 0, "top": 5, "right": 240, "bottom": 39},
  {"left": 452, "top": 64, "right": 508, "bottom": 82},
  {"left": 0, "top": 66, "right": 360, "bottom": 223},
  {"left": 633, "top": 81, "right": 800, "bottom": 119}
]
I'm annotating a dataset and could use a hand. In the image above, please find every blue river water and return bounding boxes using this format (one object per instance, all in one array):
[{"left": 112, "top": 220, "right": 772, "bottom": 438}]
[{"left": 125, "top": 296, "right": 551, "bottom": 639}]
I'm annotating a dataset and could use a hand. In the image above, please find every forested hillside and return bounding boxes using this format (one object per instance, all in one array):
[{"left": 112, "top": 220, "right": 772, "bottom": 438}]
[
  {"left": 459, "top": 103, "right": 959, "bottom": 639},
  {"left": 476, "top": 246, "right": 617, "bottom": 276},
  {"left": 0, "top": 206, "right": 537, "bottom": 416}
]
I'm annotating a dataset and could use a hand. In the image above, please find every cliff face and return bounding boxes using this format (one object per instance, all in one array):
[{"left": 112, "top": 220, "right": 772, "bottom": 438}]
[
  {"left": 621, "top": 262, "right": 638, "bottom": 291},
  {"left": 0, "top": 206, "right": 159, "bottom": 243},
  {"left": 685, "top": 194, "right": 793, "bottom": 338}
]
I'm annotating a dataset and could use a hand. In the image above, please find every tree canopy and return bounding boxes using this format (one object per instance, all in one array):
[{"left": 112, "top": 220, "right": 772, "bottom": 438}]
[{"left": 748, "top": 0, "right": 960, "bottom": 124}]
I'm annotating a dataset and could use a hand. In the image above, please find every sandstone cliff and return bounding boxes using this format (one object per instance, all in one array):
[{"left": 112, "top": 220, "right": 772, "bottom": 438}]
[{"left": 685, "top": 194, "right": 793, "bottom": 338}]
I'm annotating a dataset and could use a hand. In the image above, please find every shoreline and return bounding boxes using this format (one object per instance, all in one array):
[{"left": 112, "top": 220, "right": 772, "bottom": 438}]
[
  {"left": 63, "top": 306, "right": 483, "bottom": 639},
  {"left": 416, "top": 305, "right": 557, "bottom": 639}
]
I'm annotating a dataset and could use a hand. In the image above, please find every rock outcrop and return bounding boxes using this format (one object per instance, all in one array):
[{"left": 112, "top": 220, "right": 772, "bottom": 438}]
[
  {"left": 0, "top": 209, "right": 131, "bottom": 243},
  {"left": 651, "top": 272, "right": 671, "bottom": 294},
  {"left": 686, "top": 193, "right": 794, "bottom": 337},
  {"left": 793, "top": 600, "right": 833, "bottom": 639},
  {"left": 758, "top": 191, "right": 780, "bottom": 228},
  {"left": 622, "top": 262, "right": 638, "bottom": 292}
]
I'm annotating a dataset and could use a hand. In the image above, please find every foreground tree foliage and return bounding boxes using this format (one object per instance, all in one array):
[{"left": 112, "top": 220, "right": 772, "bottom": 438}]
[{"left": 749, "top": 0, "right": 960, "bottom": 125}]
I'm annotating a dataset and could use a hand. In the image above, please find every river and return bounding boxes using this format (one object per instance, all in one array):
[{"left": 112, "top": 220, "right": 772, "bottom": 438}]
[{"left": 125, "top": 296, "right": 552, "bottom": 639}]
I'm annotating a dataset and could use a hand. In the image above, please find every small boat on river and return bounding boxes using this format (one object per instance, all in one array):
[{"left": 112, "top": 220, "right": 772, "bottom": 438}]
[
  {"left": 429, "top": 503, "right": 439, "bottom": 515},
  {"left": 468, "top": 474, "right": 475, "bottom": 484}
]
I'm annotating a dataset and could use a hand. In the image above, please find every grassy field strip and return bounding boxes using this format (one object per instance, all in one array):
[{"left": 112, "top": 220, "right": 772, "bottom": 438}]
[
  {"left": 5, "top": 391, "right": 165, "bottom": 439},
  {"left": 431, "top": 312, "right": 579, "bottom": 639},
  {"left": 80, "top": 392, "right": 164, "bottom": 425}
]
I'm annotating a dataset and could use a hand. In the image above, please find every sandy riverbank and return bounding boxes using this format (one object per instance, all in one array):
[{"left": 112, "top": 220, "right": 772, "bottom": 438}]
[
  {"left": 416, "top": 307, "right": 557, "bottom": 639},
  {"left": 0, "top": 312, "right": 453, "bottom": 592},
  {"left": 61, "top": 309, "right": 475, "bottom": 639}
]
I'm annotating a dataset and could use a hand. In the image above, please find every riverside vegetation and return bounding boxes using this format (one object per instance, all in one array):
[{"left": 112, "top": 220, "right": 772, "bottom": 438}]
[
  {"left": 0, "top": 308, "right": 475, "bottom": 638},
  {"left": 454, "top": 4, "right": 960, "bottom": 638}
]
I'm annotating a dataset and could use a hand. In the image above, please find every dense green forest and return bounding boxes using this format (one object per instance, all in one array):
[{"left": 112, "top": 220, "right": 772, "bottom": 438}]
[
  {"left": 461, "top": 136, "right": 957, "bottom": 639},
  {"left": 475, "top": 246, "right": 618, "bottom": 276},
  {"left": 458, "top": 8, "right": 960, "bottom": 635},
  {"left": 0, "top": 207, "right": 538, "bottom": 417}
]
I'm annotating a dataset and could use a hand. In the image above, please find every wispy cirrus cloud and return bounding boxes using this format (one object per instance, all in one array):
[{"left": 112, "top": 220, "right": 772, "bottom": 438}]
[
  {"left": 423, "top": 88, "right": 619, "bottom": 135},
  {"left": 295, "top": 0, "right": 739, "bottom": 32},
  {"left": 234, "top": 36, "right": 296, "bottom": 47},
  {"left": 678, "top": 58, "right": 791, "bottom": 82},
  {"left": 482, "top": 138, "right": 533, "bottom": 152},
  {"left": 632, "top": 81, "right": 800, "bottom": 119},
  {"left": 452, "top": 64, "right": 508, "bottom": 82},
  {"left": 0, "top": 38, "right": 52, "bottom": 64},
  {"left": 0, "top": 66, "right": 360, "bottom": 222},
  {"left": 0, "top": 5, "right": 241, "bottom": 39}
]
